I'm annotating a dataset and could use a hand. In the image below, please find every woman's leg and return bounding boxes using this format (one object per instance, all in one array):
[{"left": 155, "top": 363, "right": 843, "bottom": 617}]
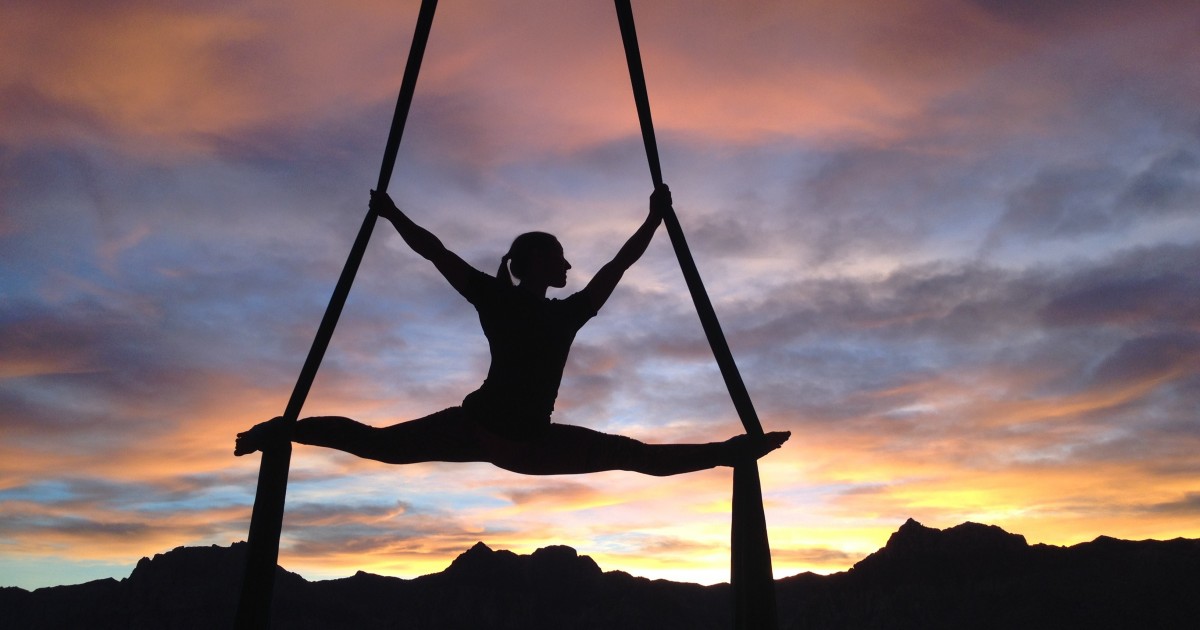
[
  {"left": 491, "top": 425, "right": 790, "bottom": 477},
  {"left": 237, "top": 412, "right": 788, "bottom": 475},
  {"left": 235, "top": 407, "right": 490, "bottom": 465}
]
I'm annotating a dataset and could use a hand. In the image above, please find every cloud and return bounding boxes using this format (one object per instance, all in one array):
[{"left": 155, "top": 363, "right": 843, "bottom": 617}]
[
  {"left": 986, "top": 147, "right": 1200, "bottom": 250},
  {"left": 1042, "top": 274, "right": 1200, "bottom": 331},
  {"left": 965, "top": 0, "right": 1143, "bottom": 28},
  {"left": 994, "top": 165, "right": 1122, "bottom": 239},
  {"left": 1, "top": 2, "right": 263, "bottom": 152},
  {"left": 280, "top": 500, "right": 467, "bottom": 556},
  {"left": 772, "top": 545, "right": 865, "bottom": 572},
  {"left": 1118, "top": 149, "right": 1200, "bottom": 216},
  {"left": 1144, "top": 492, "right": 1200, "bottom": 516},
  {"left": 501, "top": 481, "right": 605, "bottom": 508},
  {"left": 1088, "top": 333, "right": 1200, "bottom": 390}
]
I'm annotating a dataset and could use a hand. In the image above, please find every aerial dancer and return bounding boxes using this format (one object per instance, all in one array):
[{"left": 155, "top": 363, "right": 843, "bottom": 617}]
[{"left": 236, "top": 186, "right": 788, "bottom": 476}]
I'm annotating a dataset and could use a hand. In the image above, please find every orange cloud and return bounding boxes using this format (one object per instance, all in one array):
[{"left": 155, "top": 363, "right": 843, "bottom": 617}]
[{"left": 0, "top": 0, "right": 1072, "bottom": 161}]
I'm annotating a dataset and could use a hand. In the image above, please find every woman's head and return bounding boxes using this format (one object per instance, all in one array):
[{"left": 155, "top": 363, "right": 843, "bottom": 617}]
[{"left": 498, "top": 232, "right": 571, "bottom": 288}]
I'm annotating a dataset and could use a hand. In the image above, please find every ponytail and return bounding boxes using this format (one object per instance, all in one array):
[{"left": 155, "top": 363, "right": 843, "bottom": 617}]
[{"left": 497, "top": 253, "right": 514, "bottom": 285}]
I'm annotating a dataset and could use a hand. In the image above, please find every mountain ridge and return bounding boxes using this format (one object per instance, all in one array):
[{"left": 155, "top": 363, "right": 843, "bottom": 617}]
[{"left": 3, "top": 519, "right": 1198, "bottom": 629}]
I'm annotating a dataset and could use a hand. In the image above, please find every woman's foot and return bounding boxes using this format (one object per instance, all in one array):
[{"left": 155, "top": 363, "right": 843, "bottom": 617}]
[
  {"left": 234, "top": 416, "right": 293, "bottom": 456},
  {"left": 723, "top": 431, "right": 790, "bottom": 466}
]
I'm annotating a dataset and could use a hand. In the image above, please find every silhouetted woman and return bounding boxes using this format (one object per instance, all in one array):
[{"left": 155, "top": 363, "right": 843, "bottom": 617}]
[{"left": 236, "top": 186, "right": 788, "bottom": 475}]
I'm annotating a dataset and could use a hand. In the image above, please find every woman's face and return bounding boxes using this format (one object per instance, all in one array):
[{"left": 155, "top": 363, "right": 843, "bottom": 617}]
[{"left": 529, "top": 241, "right": 571, "bottom": 288}]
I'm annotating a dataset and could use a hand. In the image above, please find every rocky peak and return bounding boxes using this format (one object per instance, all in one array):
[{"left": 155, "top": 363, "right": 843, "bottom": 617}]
[
  {"left": 850, "top": 518, "right": 1029, "bottom": 581},
  {"left": 442, "top": 540, "right": 601, "bottom": 584},
  {"left": 886, "top": 519, "right": 1027, "bottom": 555}
]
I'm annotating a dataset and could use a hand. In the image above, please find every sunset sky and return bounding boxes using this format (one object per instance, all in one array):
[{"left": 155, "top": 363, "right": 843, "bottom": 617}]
[{"left": 3, "top": 0, "right": 1199, "bottom": 591}]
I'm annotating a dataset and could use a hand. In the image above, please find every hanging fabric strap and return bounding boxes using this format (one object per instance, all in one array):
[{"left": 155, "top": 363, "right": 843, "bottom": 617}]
[
  {"left": 234, "top": 1, "right": 439, "bottom": 627},
  {"left": 612, "top": 2, "right": 778, "bottom": 629}
]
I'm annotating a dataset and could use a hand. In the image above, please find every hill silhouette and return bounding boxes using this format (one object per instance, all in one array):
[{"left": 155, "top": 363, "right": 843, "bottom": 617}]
[{"left": 2, "top": 519, "right": 1197, "bottom": 629}]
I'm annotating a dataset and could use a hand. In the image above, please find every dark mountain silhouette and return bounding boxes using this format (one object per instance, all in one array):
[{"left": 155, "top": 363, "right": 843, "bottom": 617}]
[
  {"left": 778, "top": 519, "right": 1200, "bottom": 629},
  {"left": 2, "top": 519, "right": 1197, "bottom": 629}
]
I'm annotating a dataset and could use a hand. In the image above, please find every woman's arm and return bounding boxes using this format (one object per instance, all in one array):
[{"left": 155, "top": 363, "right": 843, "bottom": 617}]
[
  {"left": 582, "top": 185, "right": 670, "bottom": 311},
  {"left": 370, "top": 190, "right": 479, "bottom": 296}
]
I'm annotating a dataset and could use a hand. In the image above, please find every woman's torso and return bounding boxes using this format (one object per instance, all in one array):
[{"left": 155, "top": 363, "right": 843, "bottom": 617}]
[{"left": 460, "top": 272, "right": 597, "bottom": 439}]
